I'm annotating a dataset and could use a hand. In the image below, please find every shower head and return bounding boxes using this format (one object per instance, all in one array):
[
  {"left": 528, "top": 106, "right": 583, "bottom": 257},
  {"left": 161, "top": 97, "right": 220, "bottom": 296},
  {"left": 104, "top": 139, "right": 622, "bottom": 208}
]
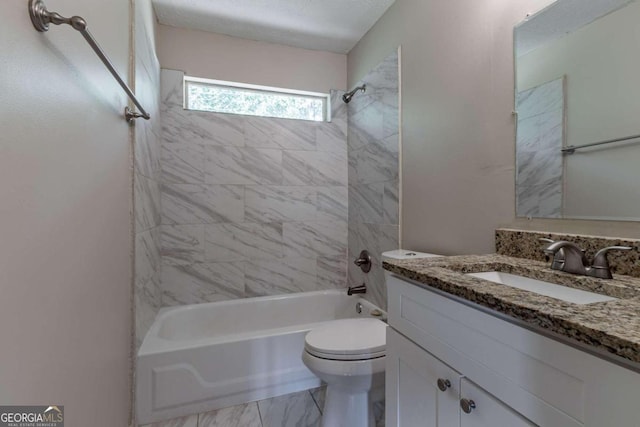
[{"left": 342, "top": 85, "right": 366, "bottom": 103}]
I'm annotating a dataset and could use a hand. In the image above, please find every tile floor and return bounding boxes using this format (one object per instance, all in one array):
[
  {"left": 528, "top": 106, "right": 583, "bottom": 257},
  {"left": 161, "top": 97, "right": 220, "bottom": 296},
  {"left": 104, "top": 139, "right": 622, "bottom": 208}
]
[{"left": 141, "top": 386, "right": 385, "bottom": 427}]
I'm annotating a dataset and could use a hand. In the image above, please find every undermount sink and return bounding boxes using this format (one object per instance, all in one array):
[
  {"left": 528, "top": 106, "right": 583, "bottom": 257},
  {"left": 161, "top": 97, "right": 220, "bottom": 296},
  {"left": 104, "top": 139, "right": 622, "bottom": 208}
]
[{"left": 466, "top": 271, "right": 617, "bottom": 305}]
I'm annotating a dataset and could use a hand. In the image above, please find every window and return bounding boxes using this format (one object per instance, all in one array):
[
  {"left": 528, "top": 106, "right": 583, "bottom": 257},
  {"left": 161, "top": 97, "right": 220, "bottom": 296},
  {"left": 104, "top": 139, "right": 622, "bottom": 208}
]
[{"left": 184, "top": 77, "right": 329, "bottom": 122}]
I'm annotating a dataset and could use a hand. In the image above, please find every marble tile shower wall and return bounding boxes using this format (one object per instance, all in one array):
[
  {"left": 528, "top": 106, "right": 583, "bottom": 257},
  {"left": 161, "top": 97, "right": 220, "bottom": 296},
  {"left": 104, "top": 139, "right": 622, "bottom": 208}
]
[
  {"left": 159, "top": 70, "right": 348, "bottom": 306},
  {"left": 348, "top": 51, "right": 400, "bottom": 310},
  {"left": 516, "top": 77, "right": 564, "bottom": 218},
  {"left": 133, "top": 3, "right": 162, "bottom": 349}
]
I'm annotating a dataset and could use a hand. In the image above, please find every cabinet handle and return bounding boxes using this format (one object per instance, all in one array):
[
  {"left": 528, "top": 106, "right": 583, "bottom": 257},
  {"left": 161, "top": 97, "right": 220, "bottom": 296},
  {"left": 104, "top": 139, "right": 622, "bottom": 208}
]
[
  {"left": 437, "top": 378, "right": 451, "bottom": 391},
  {"left": 460, "top": 398, "right": 476, "bottom": 414}
]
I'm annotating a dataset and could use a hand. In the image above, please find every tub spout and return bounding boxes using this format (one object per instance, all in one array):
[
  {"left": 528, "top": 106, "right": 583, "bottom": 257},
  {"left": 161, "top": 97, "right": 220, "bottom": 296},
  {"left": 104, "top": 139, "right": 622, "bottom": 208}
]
[{"left": 348, "top": 284, "right": 367, "bottom": 295}]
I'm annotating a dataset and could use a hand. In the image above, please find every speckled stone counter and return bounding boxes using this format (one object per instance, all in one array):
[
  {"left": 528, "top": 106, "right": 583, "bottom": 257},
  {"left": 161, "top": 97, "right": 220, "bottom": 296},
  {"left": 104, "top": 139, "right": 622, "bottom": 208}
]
[
  {"left": 383, "top": 254, "right": 640, "bottom": 364},
  {"left": 496, "top": 228, "right": 640, "bottom": 277}
]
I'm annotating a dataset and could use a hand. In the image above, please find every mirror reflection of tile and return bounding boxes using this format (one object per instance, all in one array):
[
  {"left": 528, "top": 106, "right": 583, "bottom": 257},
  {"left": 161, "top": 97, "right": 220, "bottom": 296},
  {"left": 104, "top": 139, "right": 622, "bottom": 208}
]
[{"left": 516, "top": 77, "right": 564, "bottom": 218}]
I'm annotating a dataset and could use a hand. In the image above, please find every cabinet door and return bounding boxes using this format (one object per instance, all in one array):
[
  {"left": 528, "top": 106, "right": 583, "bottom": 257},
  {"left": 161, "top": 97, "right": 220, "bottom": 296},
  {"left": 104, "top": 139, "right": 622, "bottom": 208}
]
[
  {"left": 459, "top": 379, "right": 536, "bottom": 427},
  {"left": 386, "top": 329, "right": 461, "bottom": 427}
]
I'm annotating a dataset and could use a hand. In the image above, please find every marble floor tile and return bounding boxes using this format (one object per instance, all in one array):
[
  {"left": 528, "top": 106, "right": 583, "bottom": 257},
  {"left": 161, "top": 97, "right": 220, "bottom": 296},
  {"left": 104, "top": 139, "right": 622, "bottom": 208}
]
[
  {"left": 309, "top": 386, "right": 326, "bottom": 414},
  {"left": 258, "top": 390, "right": 321, "bottom": 427},
  {"left": 140, "top": 414, "right": 198, "bottom": 427},
  {"left": 373, "top": 399, "right": 386, "bottom": 427},
  {"left": 198, "top": 402, "right": 262, "bottom": 427}
]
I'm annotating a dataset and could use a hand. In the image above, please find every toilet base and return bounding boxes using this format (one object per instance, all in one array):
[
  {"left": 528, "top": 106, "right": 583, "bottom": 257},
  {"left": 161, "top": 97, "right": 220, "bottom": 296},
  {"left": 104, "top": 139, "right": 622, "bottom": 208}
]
[{"left": 322, "top": 385, "right": 374, "bottom": 427}]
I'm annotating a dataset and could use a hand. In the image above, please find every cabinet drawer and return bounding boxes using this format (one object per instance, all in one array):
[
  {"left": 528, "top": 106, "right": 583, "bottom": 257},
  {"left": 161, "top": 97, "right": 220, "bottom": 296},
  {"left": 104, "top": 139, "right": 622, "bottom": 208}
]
[{"left": 387, "top": 274, "right": 584, "bottom": 427}]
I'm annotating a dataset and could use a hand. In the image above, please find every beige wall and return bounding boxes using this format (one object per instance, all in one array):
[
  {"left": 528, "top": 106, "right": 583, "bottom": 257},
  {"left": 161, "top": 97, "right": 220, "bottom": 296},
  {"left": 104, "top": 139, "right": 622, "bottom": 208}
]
[
  {"left": 157, "top": 24, "right": 347, "bottom": 93},
  {"left": 517, "top": 2, "right": 640, "bottom": 221},
  {"left": 348, "top": 0, "right": 640, "bottom": 255},
  {"left": 0, "top": 0, "right": 132, "bottom": 425}
]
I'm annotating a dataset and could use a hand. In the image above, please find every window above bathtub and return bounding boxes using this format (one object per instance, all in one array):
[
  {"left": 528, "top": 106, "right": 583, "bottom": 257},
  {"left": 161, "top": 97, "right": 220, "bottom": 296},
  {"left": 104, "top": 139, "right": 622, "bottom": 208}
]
[{"left": 184, "top": 76, "right": 330, "bottom": 122}]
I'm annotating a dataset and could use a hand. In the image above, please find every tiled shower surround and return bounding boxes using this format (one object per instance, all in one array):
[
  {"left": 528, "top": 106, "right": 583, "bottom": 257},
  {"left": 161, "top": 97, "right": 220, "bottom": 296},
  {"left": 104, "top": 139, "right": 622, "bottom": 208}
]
[
  {"left": 133, "top": 0, "right": 162, "bottom": 348},
  {"left": 158, "top": 69, "right": 349, "bottom": 306},
  {"left": 348, "top": 50, "right": 400, "bottom": 310}
]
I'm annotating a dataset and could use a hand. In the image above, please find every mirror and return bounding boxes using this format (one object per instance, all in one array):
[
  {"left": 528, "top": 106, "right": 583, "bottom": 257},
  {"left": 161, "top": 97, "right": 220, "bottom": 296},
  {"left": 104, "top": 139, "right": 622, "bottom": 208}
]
[{"left": 514, "top": 0, "right": 640, "bottom": 221}]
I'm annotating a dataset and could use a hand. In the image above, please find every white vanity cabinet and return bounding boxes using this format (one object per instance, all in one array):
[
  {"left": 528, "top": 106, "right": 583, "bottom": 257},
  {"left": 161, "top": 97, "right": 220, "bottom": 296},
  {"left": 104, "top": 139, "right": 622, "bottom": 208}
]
[
  {"left": 387, "top": 329, "right": 535, "bottom": 427},
  {"left": 385, "top": 274, "right": 640, "bottom": 427},
  {"left": 387, "top": 328, "right": 461, "bottom": 427}
]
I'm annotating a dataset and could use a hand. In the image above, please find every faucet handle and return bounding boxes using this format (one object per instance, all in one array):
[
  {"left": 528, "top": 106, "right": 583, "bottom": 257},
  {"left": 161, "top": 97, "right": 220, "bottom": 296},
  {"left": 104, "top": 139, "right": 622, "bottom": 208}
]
[
  {"left": 539, "top": 238, "right": 554, "bottom": 244},
  {"left": 591, "top": 246, "right": 633, "bottom": 273},
  {"left": 589, "top": 246, "right": 633, "bottom": 279}
]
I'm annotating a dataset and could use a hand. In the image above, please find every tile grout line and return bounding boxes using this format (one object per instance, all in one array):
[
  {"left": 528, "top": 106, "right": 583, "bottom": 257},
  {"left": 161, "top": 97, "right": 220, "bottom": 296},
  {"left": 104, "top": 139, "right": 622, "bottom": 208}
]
[
  {"left": 308, "top": 389, "right": 323, "bottom": 415},
  {"left": 256, "top": 401, "right": 265, "bottom": 427}
]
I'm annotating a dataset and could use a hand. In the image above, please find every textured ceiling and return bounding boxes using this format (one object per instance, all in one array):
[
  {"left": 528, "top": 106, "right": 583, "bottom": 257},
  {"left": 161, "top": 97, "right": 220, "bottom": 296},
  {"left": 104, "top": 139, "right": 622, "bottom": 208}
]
[
  {"left": 516, "top": 0, "right": 636, "bottom": 57},
  {"left": 152, "top": 0, "right": 396, "bottom": 54}
]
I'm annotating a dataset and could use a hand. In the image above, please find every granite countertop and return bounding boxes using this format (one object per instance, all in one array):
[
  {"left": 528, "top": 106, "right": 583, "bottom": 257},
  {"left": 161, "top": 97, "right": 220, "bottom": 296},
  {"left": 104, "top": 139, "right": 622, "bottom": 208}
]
[{"left": 383, "top": 254, "right": 640, "bottom": 364}]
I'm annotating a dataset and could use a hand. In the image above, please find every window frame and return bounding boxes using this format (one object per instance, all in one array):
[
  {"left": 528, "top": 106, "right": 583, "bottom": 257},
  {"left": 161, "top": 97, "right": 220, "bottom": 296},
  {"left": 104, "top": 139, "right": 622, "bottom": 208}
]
[{"left": 183, "top": 76, "right": 331, "bottom": 122}]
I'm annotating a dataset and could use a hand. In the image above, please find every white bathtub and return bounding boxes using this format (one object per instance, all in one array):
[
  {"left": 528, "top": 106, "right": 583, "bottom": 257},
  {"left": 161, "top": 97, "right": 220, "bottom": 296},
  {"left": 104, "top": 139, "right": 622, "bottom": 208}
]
[{"left": 136, "top": 289, "right": 385, "bottom": 425}]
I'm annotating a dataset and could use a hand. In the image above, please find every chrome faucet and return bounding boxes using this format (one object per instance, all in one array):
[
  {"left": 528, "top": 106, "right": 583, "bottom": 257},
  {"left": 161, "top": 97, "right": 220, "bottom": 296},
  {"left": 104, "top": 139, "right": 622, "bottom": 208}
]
[
  {"left": 543, "top": 241, "right": 589, "bottom": 275},
  {"left": 539, "top": 238, "right": 567, "bottom": 270},
  {"left": 542, "top": 241, "right": 633, "bottom": 279}
]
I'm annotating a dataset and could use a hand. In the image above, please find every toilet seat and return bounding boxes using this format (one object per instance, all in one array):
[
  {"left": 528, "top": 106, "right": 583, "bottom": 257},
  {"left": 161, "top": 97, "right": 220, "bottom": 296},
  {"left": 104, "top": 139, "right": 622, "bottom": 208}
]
[{"left": 304, "top": 318, "right": 387, "bottom": 361}]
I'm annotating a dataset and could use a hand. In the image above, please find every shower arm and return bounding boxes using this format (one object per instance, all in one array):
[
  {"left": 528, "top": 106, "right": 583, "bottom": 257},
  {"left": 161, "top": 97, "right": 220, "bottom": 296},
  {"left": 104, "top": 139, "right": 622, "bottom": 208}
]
[{"left": 342, "top": 85, "right": 366, "bottom": 103}]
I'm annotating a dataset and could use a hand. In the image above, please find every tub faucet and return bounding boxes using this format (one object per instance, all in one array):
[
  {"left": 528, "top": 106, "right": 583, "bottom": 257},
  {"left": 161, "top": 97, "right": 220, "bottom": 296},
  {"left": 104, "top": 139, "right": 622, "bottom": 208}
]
[
  {"left": 354, "top": 250, "right": 372, "bottom": 273},
  {"left": 348, "top": 284, "right": 367, "bottom": 295}
]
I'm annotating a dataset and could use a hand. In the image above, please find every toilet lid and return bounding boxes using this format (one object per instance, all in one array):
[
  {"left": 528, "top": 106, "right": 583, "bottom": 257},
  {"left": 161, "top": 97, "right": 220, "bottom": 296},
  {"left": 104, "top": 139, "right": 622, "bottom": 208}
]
[{"left": 304, "top": 318, "right": 387, "bottom": 360}]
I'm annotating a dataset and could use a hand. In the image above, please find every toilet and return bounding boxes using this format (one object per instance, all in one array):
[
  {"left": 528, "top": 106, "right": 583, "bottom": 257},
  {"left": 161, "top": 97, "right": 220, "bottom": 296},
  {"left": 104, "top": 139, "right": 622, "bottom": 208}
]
[
  {"left": 303, "top": 250, "right": 442, "bottom": 427},
  {"left": 302, "top": 318, "right": 387, "bottom": 427}
]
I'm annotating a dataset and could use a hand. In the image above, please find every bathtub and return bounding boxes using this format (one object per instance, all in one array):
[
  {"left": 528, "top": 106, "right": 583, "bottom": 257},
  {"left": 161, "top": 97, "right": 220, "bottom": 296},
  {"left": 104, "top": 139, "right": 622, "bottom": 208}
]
[{"left": 136, "top": 289, "right": 386, "bottom": 425}]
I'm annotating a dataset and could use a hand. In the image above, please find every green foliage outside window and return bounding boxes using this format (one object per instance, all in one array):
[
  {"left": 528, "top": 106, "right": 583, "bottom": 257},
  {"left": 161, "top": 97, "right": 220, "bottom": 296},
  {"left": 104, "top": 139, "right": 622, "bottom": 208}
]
[{"left": 186, "top": 81, "right": 326, "bottom": 122}]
